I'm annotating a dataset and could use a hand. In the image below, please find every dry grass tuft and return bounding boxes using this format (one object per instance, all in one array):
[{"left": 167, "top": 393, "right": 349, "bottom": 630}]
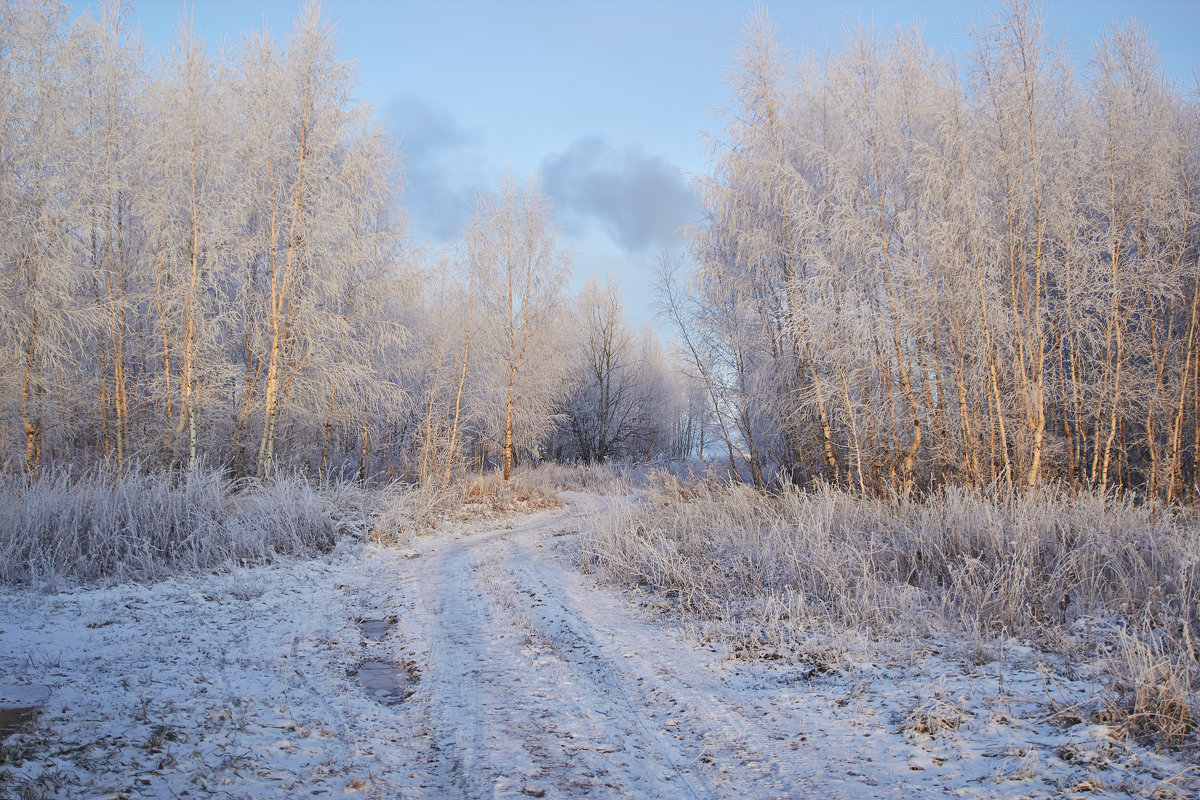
[
  {"left": 900, "top": 691, "right": 973, "bottom": 736},
  {"left": 452, "top": 471, "right": 560, "bottom": 515},
  {"left": 513, "top": 461, "right": 638, "bottom": 494},
  {"left": 1105, "top": 628, "right": 1199, "bottom": 746}
]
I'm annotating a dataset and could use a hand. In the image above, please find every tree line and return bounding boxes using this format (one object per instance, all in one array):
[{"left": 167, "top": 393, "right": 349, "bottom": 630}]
[
  {"left": 677, "top": 1, "right": 1200, "bottom": 498},
  {"left": 9, "top": 0, "right": 1197, "bottom": 498},
  {"left": 0, "top": 1, "right": 700, "bottom": 482}
]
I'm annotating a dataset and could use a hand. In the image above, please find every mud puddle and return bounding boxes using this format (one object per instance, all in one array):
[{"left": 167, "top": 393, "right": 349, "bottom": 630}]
[{"left": 0, "top": 684, "right": 50, "bottom": 736}]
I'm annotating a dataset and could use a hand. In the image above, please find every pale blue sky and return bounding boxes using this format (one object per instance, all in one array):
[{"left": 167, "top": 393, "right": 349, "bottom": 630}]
[{"left": 70, "top": 0, "right": 1200, "bottom": 321}]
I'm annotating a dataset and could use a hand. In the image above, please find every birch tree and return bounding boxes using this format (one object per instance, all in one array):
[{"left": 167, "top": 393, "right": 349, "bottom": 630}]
[
  {"left": 232, "top": 3, "right": 404, "bottom": 477},
  {"left": 0, "top": 0, "right": 78, "bottom": 476},
  {"left": 138, "top": 15, "right": 233, "bottom": 470},
  {"left": 471, "top": 176, "right": 570, "bottom": 480}
]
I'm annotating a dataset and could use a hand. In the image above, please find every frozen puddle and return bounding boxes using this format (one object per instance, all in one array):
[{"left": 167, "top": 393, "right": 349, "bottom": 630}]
[
  {"left": 358, "top": 617, "right": 393, "bottom": 641},
  {"left": 0, "top": 684, "right": 50, "bottom": 735},
  {"left": 353, "top": 660, "right": 416, "bottom": 705},
  {"left": 354, "top": 618, "right": 415, "bottom": 705}
]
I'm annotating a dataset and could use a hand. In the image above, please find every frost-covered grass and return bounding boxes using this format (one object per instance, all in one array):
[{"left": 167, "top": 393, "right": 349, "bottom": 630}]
[
  {"left": 581, "top": 472, "right": 1200, "bottom": 748},
  {"left": 0, "top": 463, "right": 576, "bottom": 587},
  {"left": 515, "top": 461, "right": 642, "bottom": 494},
  {"left": 0, "top": 466, "right": 355, "bottom": 587}
]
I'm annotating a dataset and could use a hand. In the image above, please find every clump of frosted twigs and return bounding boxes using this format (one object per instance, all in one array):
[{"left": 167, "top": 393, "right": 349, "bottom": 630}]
[
  {"left": 369, "top": 468, "right": 562, "bottom": 543},
  {"left": 581, "top": 472, "right": 1200, "bottom": 746},
  {"left": 0, "top": 465, "right": 347, "bottom": 587},
  {"left": 516, "top": 461, "right": 641, "bottom": 494}
]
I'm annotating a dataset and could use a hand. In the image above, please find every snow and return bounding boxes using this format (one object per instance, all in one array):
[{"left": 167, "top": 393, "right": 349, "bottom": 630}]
[{"left": 1, "top": 492, "right": 1196, "bottom": 798}]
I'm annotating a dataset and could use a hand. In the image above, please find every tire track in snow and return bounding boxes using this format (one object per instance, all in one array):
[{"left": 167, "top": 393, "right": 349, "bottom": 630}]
[
  {"left": 500, "top": 528, "right": 822, "bottom": 797},
  {"left": 496, "top": 543, "right": 711, "bottom": 800},
  {"left": 413, "top": 509, "right": 709, "bottom": 798},
  {"left": 420, "top": 528, "right": 504, "bottom": 798}
]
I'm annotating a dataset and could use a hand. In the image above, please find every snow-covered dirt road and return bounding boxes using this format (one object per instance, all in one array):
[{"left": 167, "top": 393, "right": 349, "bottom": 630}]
[
  {"left": 404, "top": 500, "right": 827, "bottom": 799},
  {"left": 2, "top": 493, "right": 1196, "bottom": 798}
]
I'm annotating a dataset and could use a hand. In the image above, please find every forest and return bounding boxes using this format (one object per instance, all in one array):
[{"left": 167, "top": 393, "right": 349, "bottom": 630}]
[
  {"left": 3, "top": 1, "right": 1200, "bottom": 501},
  {"left": 684, "top": 7, "right": 1200, "bottom": 499},
  {"left": 0, "top": 1, "right": 695, "bottom": 486}
]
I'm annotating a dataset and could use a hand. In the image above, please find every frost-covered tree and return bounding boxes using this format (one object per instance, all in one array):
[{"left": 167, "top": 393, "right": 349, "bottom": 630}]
[
  {"left": 561, "top": 276, "right": 642, "bottom": 463},
  {"left": 0, "top": 2, "right": 411, "bottom": 480},
  {"left": 69, "top": 2, "right": 147, "bottom": 468},
  {"left": 138, "top": 14, "right": 232, "bottom": 470},
  {"left": 470, "top": 176, "right": 571, "bottom": 479},
  {"left": 0, "top": 1, "right": 79, "bottom": 477},
  {"left": 229, "top": 4, "right": 406, "bottom": 477}
]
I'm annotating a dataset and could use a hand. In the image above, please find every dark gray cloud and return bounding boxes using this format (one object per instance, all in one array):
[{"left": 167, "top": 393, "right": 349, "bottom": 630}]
[
  {"left": 542, "top": 137, "right": 699, "bottom": 253},
  {"left": 386, "top": 95, "right": 484, "bottom": 242}
]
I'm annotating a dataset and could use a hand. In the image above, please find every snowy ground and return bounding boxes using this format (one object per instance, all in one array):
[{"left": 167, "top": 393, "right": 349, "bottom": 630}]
[{"left": 2, "top": 492, "right": 1197, "bottom": 798}]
